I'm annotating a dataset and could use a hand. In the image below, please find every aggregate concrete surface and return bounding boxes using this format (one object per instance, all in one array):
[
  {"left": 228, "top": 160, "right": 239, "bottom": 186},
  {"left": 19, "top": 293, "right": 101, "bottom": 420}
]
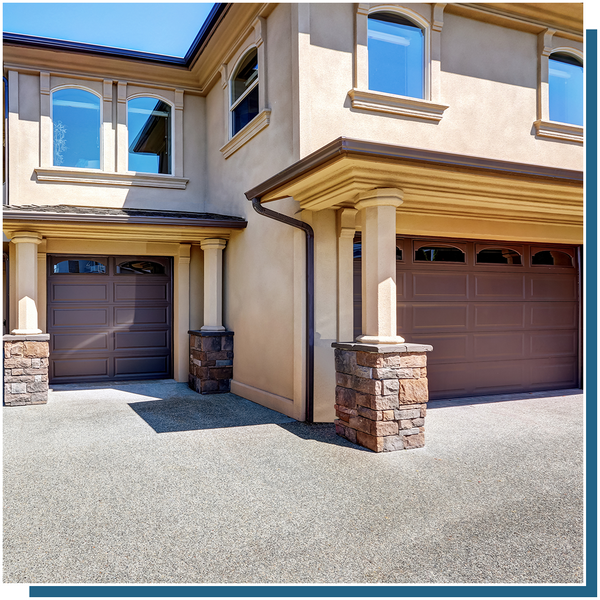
[{"left": 3, "top": 382, "right": 584, "bottom": 584}]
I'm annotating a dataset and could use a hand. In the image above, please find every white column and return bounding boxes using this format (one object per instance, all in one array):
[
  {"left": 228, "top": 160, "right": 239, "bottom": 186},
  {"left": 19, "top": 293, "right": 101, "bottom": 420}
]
[
  {"left": 355, "top": 189, "right": 404, "bottom": 344},
  {"left": 337, "top": 207, "right": 357, "bottom": 342},
  {"left": 355, "top": 4, "right": 370, "bottom": 90},
  {"left": 174, "top": 243, "right": 191, "bottom": 382},
  {"left": 102, "top": 79, "right": 115, "bottom": 172},
  {"left": 11, "top": 231, "right": 43, "bottom": 335},
  {"left": 200, "top": 238, "right": 227, "bottom": 331},
  {"left": 116, "top": 82, "right": 128, "bottom": 172}
]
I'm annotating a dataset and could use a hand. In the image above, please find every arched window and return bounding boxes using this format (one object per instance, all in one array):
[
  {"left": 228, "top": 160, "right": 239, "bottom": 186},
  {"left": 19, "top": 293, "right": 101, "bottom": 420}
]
[
  {"left": 52, "top": 88, "right": 101, "bottom": 169},
  {"left": 230, "top": 49, "right": 259, "bottom": 136},
  {"left": 128, "top": 97, "right": 172, "bottom": 174},
  {"left": 367, "top": 12, "right": 424, "bottom": 99},
  {"left": 549, "top": 52, "right": 583, "bottom": 126}
]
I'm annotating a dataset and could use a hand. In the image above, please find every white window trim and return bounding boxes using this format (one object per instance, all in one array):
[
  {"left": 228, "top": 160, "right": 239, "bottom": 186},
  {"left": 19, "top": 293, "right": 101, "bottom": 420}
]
[
  {"left": 38, "top": 75, "right": 187, "bottom": 187},
  {"left": 220, "top": 17, "right": 269, "bottom": 159},
  {"left": 535, "top": 32, "right": 583, "bottom": 144},
  {"left": 350, "top": 3, "right": 448, "bottom": 121}
]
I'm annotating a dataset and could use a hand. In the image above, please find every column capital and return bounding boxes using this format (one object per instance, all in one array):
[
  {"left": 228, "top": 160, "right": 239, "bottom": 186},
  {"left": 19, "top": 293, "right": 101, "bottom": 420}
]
[
  {"left": 355, "top": 188, "right": 404, "bottom": 211},
  {"left": 200, "top": 238, "right": 227, "bottom": 251},
  {"left": 11, "top": 231, "right": 43, "bottom": 245}
]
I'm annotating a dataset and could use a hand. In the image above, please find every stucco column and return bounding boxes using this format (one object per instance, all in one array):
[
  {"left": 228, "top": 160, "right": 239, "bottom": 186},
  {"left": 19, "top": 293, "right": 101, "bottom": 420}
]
[
  {"left": 355, "top": 188, "right": 404, "bottom": 344},
  {"left": 200, "top": 238, "right": 227, "bottom": 332},
  {"left": 11, "top": 231, "right": 43, "bottom": 335},
  {"left": 337, "top": 207, "right": 357, "bottom": 342}
]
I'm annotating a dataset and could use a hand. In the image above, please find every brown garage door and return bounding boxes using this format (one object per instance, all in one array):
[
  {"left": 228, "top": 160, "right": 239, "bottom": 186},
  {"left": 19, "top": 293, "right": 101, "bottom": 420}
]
[
  {"left": 354, "top": 238, "right": 581, "bottom": 399},
  {"left": 48, "top": 255, "right": 172, "bottom": 383}
]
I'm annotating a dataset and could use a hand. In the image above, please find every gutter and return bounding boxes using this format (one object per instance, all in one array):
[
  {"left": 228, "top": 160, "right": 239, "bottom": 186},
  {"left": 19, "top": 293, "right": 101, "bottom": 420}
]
[{"left": 249, "top": 197, "right": 315, "bottom": 424}]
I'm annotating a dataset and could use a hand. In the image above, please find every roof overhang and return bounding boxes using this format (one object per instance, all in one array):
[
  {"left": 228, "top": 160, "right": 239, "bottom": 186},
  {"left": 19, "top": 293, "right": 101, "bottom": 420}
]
[
  {"left": 2, "top": 206, "right": 247, "bottom": 243},
  {"left": 246, "top": 137, "right": 583, "bottom": 244}
]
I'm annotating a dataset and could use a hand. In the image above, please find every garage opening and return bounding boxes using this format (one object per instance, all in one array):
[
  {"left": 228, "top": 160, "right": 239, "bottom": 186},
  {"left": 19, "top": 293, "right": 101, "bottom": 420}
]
[
  {"left": 354, "top": 237, "right": 581, "bottom": 399},
  {"left": 47, "top": 255, "right": 173, "bottom": 383}
]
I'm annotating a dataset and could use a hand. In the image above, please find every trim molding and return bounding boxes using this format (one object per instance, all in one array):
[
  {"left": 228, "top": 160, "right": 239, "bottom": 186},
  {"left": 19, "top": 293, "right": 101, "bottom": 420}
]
[
  {"left": 348, "top": 88, "right": 448, "bottom": 121},
  {"left": 534, "top": 120, "right": 584, "bottom": 144},
  {"left": 220, "top": 108, "right": 271, "bottom": 159},
  {"left": 34, "top": 167, "right": 189, "bottom": 189},
  {"left": 230, "top": 380, "right": 295, "bottom": 416}
]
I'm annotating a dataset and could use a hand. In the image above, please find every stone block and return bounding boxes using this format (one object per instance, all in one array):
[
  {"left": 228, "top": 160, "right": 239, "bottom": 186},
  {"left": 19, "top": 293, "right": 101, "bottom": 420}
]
[
  {"left": 412, "top": 418, "right": 424, "bottom": 427},
  {"left": 394, "top": 408, "right": 420, "bottom": 420},
  {"left": 383, "top": 435, "right": 405, "bottom": 452},
  {"left": 371, "top": 420, "right": 399, "bottom": 436},
  {"left": 404, "top": 433, "right": 425, "bottom": 449},
  {"left": 382, "top": 410, "right": 395, "bottom": 421},
  {"left": 215, "top": 359, "right": 233, "bottom": 367},
  {"left": 335, "top": 386, "right": 356, "bottom": 409},
  {"left": 222, "top": 336, "right": 234, "bottom": 351},
  {"left": 4, "top": 358, "right": 33, "bottom": 369},
  {"left": 400, "top": 419, "right": 414, "bottom": 430},
  {"left": 398, "top": 378, "right": 429, "bottom": 404},
  {"left": 335, "top": 404, "right": 357, "bottom": 417},
  {"left": 336, "top": 411, "right": 350, "bottom": 423},
  {"left": 353, "top": 364, "right": 372, "bottom": 379},
  {"left": 348, "top": 415, "right": 372, "bottom": 435},
  {"left": 7, "top": 342, "right": 24, "bottom": 356},
  {"left": 11, "top": 383, "right": 27, "bottom": 394},
  {"left": 336, "top": 372, "right": 354, "bottom": 389},
  {"left": 357, "top": 392, "right": 399, "bottom": 411},
  {"left": 201, "top": 379, "right": 219, "bottom": 393},
  {"left": 334, "top": 349, "right": 356, "bottom": 375},
  {"left": 400, "top": 427, "right": 420, "bottom": 436},
  {"left": 27, "top": 381, "right": 48, "bottom": 393},
  {"left": 372, "top": 367, "right": 415, "bottom": 380},
  {"left": 201, "top": 336, "right": 222, "bottom": 352},
  {"left": 218, "top": 379, "right": 231, "bottom": 392},
  {"left": 357, "top": 405, "right": 383, "bottom": 421},
  {"left": 23, "top": 342, "right": 49, "bottom": 358},
  {"left": 209, "top": 367, "right": 233, "bottom": 380},
  {"left": 421, "top": 406, "right": 427, "bottom": 418},
  {"left": 355, "top": 351, "right": 385, "bottom": 368},
  {"left": 399, "top": 353, "right": 427, "bottom": 368},
  {"left": 356, "top": 431, "right": 384, "bottom": 452}
]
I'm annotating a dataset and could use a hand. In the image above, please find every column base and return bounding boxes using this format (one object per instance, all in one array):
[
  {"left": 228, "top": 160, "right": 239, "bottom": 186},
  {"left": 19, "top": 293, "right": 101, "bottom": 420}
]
[
  {"left": 188, "top": 330, "right": 234, "bottom": 394},
  {"left": 332, "top": 341, "right": 433, "bottom": 452},
  {"left": 11, "top": 329, "right": 42, "bottom": 335},
  {"left": 3, "top": 334, "right": 50, "bottom": 406},
  {"left": 200, "top": 325, "right": 226, "bottom": 332},
  {"left": 356, "top": 334, "right": 405, "bottom": 344}
]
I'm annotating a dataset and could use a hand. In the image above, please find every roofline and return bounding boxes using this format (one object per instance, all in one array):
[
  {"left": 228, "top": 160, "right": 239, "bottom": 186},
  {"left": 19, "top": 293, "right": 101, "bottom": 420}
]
[
  {"left": 2, "top": 209, "right": 247, "bottom": 229},
  {"left": 245, "top": 137, "right": 584, "bottom": 201},
  {"left": 2, "top": 3, "right": 230, "bottom": 68}
]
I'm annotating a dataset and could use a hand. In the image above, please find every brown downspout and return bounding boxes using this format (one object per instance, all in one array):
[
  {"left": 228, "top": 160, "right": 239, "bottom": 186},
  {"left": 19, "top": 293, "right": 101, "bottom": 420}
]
[{"left": 250, "top": 197, "right": 314, "bottom": 423}]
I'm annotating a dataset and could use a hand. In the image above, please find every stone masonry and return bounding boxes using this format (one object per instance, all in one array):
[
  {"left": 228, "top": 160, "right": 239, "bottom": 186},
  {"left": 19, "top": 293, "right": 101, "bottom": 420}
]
[
  {"left": 3, "top": 334, "right": 50, "bottom": 406},
  {"left": 331, "top": 342, "right": 433, "bottom": 452},
  {"left": 188, "top": 330, "right": 234, "bottom": 394}
]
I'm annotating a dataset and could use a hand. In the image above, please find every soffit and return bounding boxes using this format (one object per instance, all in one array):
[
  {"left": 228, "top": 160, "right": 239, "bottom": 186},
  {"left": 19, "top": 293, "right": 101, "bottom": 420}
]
[{"left": 249, "top": 139, "right": 583, "bottom": 230}]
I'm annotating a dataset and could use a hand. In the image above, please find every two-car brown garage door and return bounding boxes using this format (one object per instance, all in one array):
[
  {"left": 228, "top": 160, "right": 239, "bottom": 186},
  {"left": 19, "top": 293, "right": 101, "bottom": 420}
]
[
  {"left": 354, "top": 238, "right": 581, "bottom": 399},
  {"left": 48, "top": 255, "right": 172, "bottom": 383}
]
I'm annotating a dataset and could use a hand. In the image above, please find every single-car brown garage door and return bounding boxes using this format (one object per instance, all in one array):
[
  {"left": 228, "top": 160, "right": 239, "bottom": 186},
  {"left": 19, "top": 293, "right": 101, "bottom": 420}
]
[
  {"left": 354, "top": 238, "right": 581, "bottom": 399},
  {"left": 48, "top": 255, "right": 172, "bottom": 383}
]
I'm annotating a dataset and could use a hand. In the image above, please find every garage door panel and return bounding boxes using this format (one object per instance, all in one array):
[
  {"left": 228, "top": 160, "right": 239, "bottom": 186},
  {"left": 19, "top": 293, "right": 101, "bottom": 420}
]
[
  {"left": 412, "top": 273, "right": 469, "bottom": 299},
  {"left": 530, "top": 275, "right": 577, "bottom": 300},
  {"left": 114, "top": 283, "right": 169, "bottom": 302},
  {"left": 474, "top": 273, "right": 525, "bottom": 299},
  {"left": 115, "top": 356, "right": 169, "bottom": 376},
  {"left": 474, "top": 303, "right": 525, "bottom": 329},
  {"left": 51, "top": 284, "right": 108, "bottom": 303},
  {"left": 411, "top": 334, "right": 468, "bottom": 362},
  {"left": 52, "top": 358, "right": 109, "bottom": 379},
  {"left": 472, "top": 360, "right": 525, "bottom": 390},
  {"left": 428, "top": 363, "right": 470, "bottom": 398},
  {"left": 529, "top": 358, "right": 578, "bottom": 387},
  {"left": 114, "top": 330, "right": 169, "bottom": 350},
  {"left": 114, "top": 307, "right": 169, "bottom": 326},
  {"left": 530, "top": 331, "right": 577, "bottom": 357},
  {"left": 530, "top": 303, "right": 578, "bottom": 329},
  {"left": 413, "top": 304, "right": 468, "bottom": 330},
  {"left": 52, "top": 308, "right": 109, "bottom": 328},
  {"left": 473, "top": 332, "right": 525, "bottom": 359},
  {"left": 52, "top": 332, "right": 109, "bottom": 352}
]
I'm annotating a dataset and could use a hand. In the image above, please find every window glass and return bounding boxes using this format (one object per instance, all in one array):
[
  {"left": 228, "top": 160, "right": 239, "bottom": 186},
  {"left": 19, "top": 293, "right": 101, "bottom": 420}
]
[
  {"left": 532, "top": 250, "right": 573, "bottom": 267},
  {"left": 231, "top": 50, "right": 259, "bottom": 136},
  {"left": 415, "top": 246, "right": 465, "bottom": 262},
  {"left": 53, "top": 260, "right": 106, "bottom": 274},
  {"left": 549, "top": 53, "right": 583, "bottom": 126},
  {"left": 117, "top": 260, "right": 165, "bottom": 275},
  {"left": 477, "top": 248, "right": 522, "bottom": 265},
  {"left": 52, "top": 89, "right": 101, "bottom": 169},
  {"left": 128, "top": 97, "right": 172, "bottom": 174},
  {"left": 368, "top": 13, "right": 424, "bottom": 99}
]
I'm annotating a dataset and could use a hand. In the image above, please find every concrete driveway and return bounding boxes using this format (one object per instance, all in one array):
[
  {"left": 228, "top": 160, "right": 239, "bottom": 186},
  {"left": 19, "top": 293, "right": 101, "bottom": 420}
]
[{"left": 3, "top": 381, "right": 584, "bottom": 584}]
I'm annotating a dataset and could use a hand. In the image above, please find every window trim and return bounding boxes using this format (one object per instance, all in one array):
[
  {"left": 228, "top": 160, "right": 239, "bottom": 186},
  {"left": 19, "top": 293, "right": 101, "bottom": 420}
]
[
  {"left": 351, "top": 4, "right": 448, "bottom": 121},
  {"left": 535, "top": 32, "right": 583, "bottom": 144},
  {"left": 228, "top": 47, "right": 260, "bottom": 139},
  {"left": 50, "top": 85, "right": 103, "bottom": 170},
  {"left": 126, "top": 93, "right": 175, "bottom": 176}
]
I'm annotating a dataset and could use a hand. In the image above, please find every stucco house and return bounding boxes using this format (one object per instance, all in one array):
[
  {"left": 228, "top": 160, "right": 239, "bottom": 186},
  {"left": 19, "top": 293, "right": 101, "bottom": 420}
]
[{"left": 3, "top": 3, "right": 583, "bottom": 452}]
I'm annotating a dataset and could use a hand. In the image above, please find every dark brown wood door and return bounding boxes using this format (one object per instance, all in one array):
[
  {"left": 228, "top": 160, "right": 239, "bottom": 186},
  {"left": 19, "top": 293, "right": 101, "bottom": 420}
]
[
  {"left": 48, "top": 255, "right": 172, "bottom": 383},
  {"left": 354, "top": 239, "right": 580, "bottom": 399}
]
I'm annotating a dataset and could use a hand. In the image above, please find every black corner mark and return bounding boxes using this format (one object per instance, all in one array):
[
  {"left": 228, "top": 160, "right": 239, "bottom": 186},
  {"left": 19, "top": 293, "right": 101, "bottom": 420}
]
[
  {"left": 0, "top": 587, "right": 27, "bottom": 600},
  {"left": 588, "top": 0, "right": 600, "bottom": 25}
]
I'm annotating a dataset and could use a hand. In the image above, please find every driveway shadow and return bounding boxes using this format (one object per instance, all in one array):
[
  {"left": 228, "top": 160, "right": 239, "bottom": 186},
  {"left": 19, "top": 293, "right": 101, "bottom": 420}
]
[{"left": 128, "top": 393, "right": 295, "bottom": 433}]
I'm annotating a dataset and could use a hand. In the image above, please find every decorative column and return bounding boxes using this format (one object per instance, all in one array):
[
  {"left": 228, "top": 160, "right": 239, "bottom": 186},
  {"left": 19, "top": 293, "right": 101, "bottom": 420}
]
[
  {"left": 189, "top": 238, "right": 234, "bottom": 394},
  {"left": 331, "top": 189, "right": 433, "bottom": 451},
  {"left": 4, "top": 231, "right": 50, "bottom": 406},
  {"left": 337, "top": 207, "right": 357, "bottom": 342}
]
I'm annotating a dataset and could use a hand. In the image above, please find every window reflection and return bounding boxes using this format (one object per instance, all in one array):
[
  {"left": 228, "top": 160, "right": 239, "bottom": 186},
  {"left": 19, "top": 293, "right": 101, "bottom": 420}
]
[
  {"left": 415, "top": 246, "right": 465, "bottom": 262},
  {"left": 52, "top": 89, "right": 101, "bottom": 169},
  {"left": 368, "top": 13, "right": 424, "bottom": 99},
  {"left": 532, "top": 251, "right": 573, "bottom": 267},
  {"left": 128, "top": 97, "right": 172, "bottom": 174},
  {"left": 117, "top": 261, "right": 165, "bottom": 275},
  {"left": 231, "top": 49, "right": 259, "bottom": 136},
  {"left": 53, "top": 260, "right": 106, "bottom": 274},
  {"left": 549, "top": 53, "right": 583, "bottom": 126},
  {"left": 477, "top": 248, "right": 522, "bottom": 265}
]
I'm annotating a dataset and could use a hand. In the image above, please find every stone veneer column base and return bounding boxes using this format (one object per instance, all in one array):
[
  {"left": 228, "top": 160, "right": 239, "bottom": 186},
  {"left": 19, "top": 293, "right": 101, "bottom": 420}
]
[
  {"left": 188, "top": 330, "right": 234, "bottom": 394},
  {"left": 331, "top": 342, "right": 433, "bottom": 452},
  {"left": 3, "top": 334, "right": 50, "bottom": 406}
]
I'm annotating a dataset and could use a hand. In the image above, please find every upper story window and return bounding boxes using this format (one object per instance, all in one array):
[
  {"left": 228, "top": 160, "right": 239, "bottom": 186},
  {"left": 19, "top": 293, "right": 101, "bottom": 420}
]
[
  {"left": 368, "top": 12, "right": 424, "bottom": 99},
  {"left": 549, "top": 52, "right": 583, "bottom": 126},
  {"left": 230, "top": 48, "right": 259, "bottom": 137},
  {"left": 52, "top": 88, "right": 101, "bottom": 169},
  {"left": 128, "top": 97, "right": 172, "bottom": 174}
]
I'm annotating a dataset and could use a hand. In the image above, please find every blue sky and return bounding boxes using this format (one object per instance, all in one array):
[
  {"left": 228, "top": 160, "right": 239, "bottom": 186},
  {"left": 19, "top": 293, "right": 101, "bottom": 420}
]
[{"left": 2, "top": 2, "right": 215, "bottom": 57}]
